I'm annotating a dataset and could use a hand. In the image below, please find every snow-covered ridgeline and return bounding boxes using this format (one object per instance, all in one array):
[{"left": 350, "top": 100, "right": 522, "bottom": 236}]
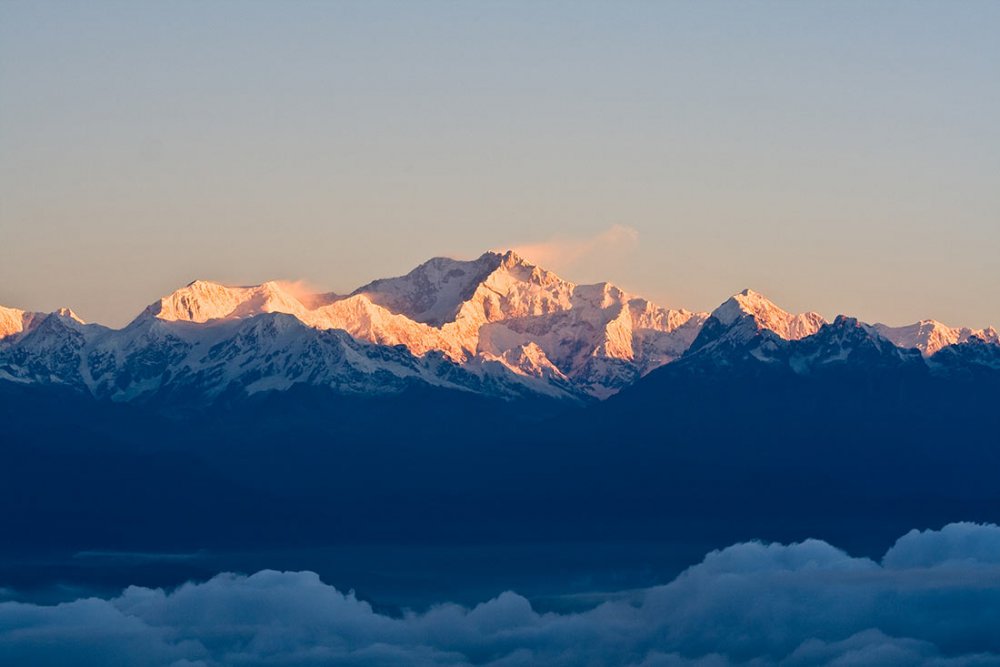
[{"left": 2, "top": 250, "right": 998, "bottom": 401}]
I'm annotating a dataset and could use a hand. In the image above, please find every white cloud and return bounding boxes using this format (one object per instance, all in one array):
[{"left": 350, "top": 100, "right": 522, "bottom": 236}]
[
  {"left": 2, "top": 523, "right": 1000, "bottom": 666},
  {"left": 506, "top": 224, "right": 640, "bottom": 274}
]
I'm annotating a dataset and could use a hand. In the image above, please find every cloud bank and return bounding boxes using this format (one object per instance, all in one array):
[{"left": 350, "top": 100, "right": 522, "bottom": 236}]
[{"left": 2, "top": 523, "right": 1000, "bottom": 666}]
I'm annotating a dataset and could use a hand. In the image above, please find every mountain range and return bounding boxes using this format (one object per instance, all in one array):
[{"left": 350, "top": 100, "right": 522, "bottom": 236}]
[
  {"left": 2, "top": 250, "right": 998, "bottom": 406},
  {"left": 3, "top": 251, "right": 1000, "bottom": 558}
]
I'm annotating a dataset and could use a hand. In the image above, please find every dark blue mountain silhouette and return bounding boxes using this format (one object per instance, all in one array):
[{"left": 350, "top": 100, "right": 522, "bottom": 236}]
[{"left": 2, "top": 309, "right": 998, "bottom": 567}]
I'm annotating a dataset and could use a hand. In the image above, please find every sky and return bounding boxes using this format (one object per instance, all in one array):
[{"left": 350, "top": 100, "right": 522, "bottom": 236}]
[{"left": 1, "top": 1, "right": 997, "bottom": 328}]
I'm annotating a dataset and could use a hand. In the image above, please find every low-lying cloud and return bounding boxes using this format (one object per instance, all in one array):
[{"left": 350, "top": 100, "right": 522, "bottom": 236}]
[{"left": 2, "top": 522, "right": 1000, "bottom": 666}]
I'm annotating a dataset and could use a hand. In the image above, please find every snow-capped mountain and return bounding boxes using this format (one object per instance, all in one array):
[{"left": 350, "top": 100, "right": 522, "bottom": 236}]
[
  {"left": 927, "top": 336, "right": 1000, "bottom": 378},
  {"left": 873, "top": 320, "right": 1000, "bottom": 356},
  {"left": 0, "top": 305, "right": 83, "bottom": 341},
  {"left": 0, "top": 306, "right": 35, "bottom": 340},
  {"left": 685, "top": 288, "right": 827, "bottom": 360},
  {"left": 1, "top": 309, "right": 573, "bottom": 404},
  {"left": 633, "top": 311, "right": 929, "bottom": 391},
  {"left": 710, "top": 289, "right": 826, "bottom": 340},
  {"left": 0, "top": 309, "right": 103, "bottom": 389},
  {"left": 141, "top": 280, "right": 313, "bottom": 324},
  {"left": 787, "top": 316, "right": 927, "bottom": 374},
  {"left": 655, "top": 291, "right": 963, "bottom": 382},
  {"left": 126, "top": 251, "right": 708, "bottom": 397},
  {"left": 1, "top": 252, "right": 997, "bottom": 405}
]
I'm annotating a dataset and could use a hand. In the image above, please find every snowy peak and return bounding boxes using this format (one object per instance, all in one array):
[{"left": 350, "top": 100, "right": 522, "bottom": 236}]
[
  {"left": 141, "top": 280, "right": 310, "bottom": 324},
  {"left": 351, "top": 249, "right": 575, "bottom": 331},
  {"left": 873, "top": 319, "right": 1000, "bottom": 356},
  {"left": 139, "top": 279, "right": 467, "bottom": 360},
  {"left": 447, "top": 251, "right": 575, "bottom": 334},
  {"left": 53, "top": 307, "right": 84, "bottom": 323},
  {"left": 350, "top": 251, "right": 511, "bottom": 327},
  {"left": 0, "top": 305, "right": 83, "bottom": 341},
  {"left": 688, "top": 289, "right": 826, "bottom": 357},
  {"left": 711, "top": 289, "right": 826, "bottom": 340},
  {"left": 231, "top": 281, "right": 313, "bottom": 319},
  {"left": 786, "top": 315, "right": 927, "bottom": 372},
  {"left": 0, "top": 306, "right": 33, "bottom": 340},
  {"left": 711, "top": 289, "right": 776, "bottom": 326},
  {"left": 146, "top": 280, "right": 243, "bottom": 322},
  {"left": 815, "top": 315, "right": 898, "bottom": 353}
]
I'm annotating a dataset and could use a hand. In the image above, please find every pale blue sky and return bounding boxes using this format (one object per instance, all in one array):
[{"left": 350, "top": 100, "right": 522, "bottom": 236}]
[{"left": 1, "top": 1, "right": 998, "bottom": 327}]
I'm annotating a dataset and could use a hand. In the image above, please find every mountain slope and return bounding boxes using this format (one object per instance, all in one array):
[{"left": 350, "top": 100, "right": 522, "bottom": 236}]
[
  {"left": 636, "top": 300, "right": 927, "bottom": 386},
  {"left": 928, "top": 336, "right": 1000, "bottom": 379}
]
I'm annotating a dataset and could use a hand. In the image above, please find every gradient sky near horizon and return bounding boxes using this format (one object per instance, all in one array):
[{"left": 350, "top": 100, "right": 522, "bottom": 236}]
[{"left": 1, "top": 1, "right": 998, "bottom": 328}]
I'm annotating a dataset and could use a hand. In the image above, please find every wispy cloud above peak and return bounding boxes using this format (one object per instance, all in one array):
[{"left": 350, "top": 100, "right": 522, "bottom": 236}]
[{"left": 504, "top": 224, "right": 639, "bottom": 275}]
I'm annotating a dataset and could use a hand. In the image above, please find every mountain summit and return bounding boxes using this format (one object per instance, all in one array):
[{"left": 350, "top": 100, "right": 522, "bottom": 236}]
[
  {"left": 873, "top": 319, "right": 1000, "bottom": 356},
  {"left": 141, "top": 280, "right": 312, "bottom": 324},
  {"left": 351, "top": 251, "right": 520, "bottom": 327},
  {"left": 711, "top": 289, "right": 827, "bottom": 340},
  {"left": 686, "top": 288, "right": 826, "bottom": 357}
]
